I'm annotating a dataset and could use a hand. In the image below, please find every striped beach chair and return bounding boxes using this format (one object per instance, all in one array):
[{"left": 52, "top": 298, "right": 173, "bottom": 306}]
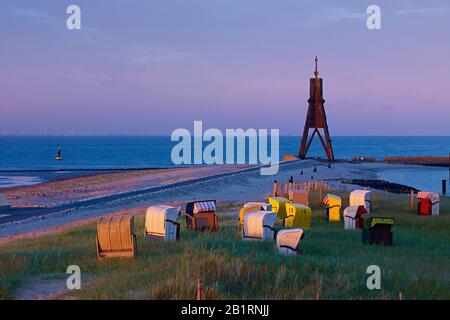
[
  {"left": 185, "top": 200, "right": 219, "bottom": 231},
  {"left": 417, "top": 192, "right": 440, "bottom": 216},
  {"left": 323, "top": 194, "right": 342, "bottom": 221}
]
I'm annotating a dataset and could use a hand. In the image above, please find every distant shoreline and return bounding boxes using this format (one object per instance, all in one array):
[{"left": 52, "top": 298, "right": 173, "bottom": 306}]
[
  {"left": 1, "top": 161, "right": 448, "bottom": 191},
  {"left": 0, "top": 167, "right": 171, "bottom": 173},
  {"left": 1, "top": 156, "right": 449, "bottom": 173}
]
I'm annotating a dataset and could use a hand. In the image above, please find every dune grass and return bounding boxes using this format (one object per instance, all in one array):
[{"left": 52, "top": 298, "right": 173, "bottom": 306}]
[{"left": 1, "top": 190, "right": 449, "bottom": 300}]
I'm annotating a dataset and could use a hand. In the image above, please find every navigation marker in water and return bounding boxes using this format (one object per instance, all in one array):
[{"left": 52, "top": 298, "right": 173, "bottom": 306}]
[{"left": 56, "top": 145, "right": 63, "bottom": 161}]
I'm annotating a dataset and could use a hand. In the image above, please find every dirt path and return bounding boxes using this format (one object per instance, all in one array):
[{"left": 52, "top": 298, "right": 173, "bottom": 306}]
[{"left": 14, "top": 277, "right": 70, "bottom": 300}]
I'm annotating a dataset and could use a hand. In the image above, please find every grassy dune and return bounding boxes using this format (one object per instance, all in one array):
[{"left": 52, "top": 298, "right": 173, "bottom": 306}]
[{"left": 1, "top": 190, "right": 449, "bottom": 300}]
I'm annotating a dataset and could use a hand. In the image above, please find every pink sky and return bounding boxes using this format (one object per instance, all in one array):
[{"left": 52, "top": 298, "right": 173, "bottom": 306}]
[{"left": 1, "top": 0, "right": 449, "bottom": 135}]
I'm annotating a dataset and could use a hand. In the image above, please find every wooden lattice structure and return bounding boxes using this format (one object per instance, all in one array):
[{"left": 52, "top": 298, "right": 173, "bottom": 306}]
[{"left": 299, "top": 56, "right": 335, "bottom": 161}]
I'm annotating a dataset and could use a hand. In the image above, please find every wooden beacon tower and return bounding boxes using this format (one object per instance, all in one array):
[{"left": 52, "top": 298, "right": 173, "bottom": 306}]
[{"left": 298, "top": 56, "right": 335, "bottom": 161}]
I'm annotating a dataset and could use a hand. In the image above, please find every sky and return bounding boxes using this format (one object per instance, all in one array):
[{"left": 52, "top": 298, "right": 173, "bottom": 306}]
[{"left": 0, "top": 0, "right": 449, "bottom": 136}]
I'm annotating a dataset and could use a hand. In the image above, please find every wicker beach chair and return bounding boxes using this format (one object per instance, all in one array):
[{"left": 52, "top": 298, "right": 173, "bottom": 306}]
[
  {"left": 349, "top": 190, "right": 372, "bottom": 213},
  {"left": 243, "top": 202, "right": 272, "bottom": 211},
  {"left": 284, "top": 203, "right": 312, "bottom": 230},
  {"left": 268, "top": 197, "right": 290, "bottom": 220},
  {"left": 343, "top": 205, "right": 367, "bottom": 230},
  {"left": 96, "top": 216, "right": 136, "bottom": 258},
  {"left": 242, "top": 211, "right": 277, "bottom": 241},
  {"left": 362, "top": 217, "right": 394, "bottom": 246},
  {"left": 145, "top": 205, "right": 180, "bottom": 241},
  {"left": 323, "top": 194, "right": 342, "bottom": 222},
  {"left": 276, "top": 229, "right": 304, "bottom": 255},
  {"left": 417, "top": 192, "right": 440, "bottom": 216},
  {"left": 185, "top": 200, "right": 218, "bottom": 231},
  {"left": 239, "top": 202, "right": 272, "bottom": 228}
]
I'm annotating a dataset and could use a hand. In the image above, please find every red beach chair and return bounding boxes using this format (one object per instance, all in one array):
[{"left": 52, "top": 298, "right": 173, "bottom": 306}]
[{"left": 417, "top": 192, "right": 440, "bottom": 216}]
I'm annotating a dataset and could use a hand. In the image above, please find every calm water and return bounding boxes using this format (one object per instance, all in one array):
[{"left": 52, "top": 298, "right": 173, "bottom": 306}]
[
  {"left": 0, "top": 136, "right": 449, "bottom": 190},
  {"left": 1, "top": 136, "right": 449, "bottom": 170},
  {"left": 378, "top": 167, "right": 449, "bottom": 193}
]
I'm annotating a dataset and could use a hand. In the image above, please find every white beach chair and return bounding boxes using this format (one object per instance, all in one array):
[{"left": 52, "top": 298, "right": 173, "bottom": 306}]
[
  {"left": 343, "top": 206, "right": 366, "bottom": 230},
  {"left": 431, "top": 193, "right": 440, "bottom": 216},
  {"left": 242, "top": 211, "right": 277, "bottom": 241},
  {"left": 243, "top": 202, "right": 272, "bottom": 211},
  {"left": 145, "top": 205, "right": 180, "bottom": 241},
  {"left": 344, "top": 206, "right": 357, "bottom": 230},
  {"left": 276, "top": 229, "right": 304, "bottom": 256},
  {"left": 349, "top": 190, "right": 371, "bottom": 213}
]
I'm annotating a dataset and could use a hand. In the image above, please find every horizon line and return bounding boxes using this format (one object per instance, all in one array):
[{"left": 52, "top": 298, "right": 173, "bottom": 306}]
[{"left": 1, "top": 134, "right": 450, "bottom": 138}]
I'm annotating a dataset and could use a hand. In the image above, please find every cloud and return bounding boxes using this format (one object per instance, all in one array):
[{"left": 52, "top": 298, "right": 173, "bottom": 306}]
[
  {"left": 395, "top": 7, "right": 448, "bottom": 15},
  {"left": 298, "top": 5, "right": 367, "bottom": 25},
  {"left": 1, "top": 5, "right": 57, "bottom": 22}
]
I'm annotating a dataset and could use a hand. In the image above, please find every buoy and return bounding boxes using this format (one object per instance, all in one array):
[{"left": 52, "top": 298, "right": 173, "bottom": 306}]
[{"left": 56, "top": 145, "right": 62, "bottom": 160}]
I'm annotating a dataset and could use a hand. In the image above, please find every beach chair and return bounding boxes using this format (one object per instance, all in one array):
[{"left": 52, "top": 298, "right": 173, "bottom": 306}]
[
  {"left": 288, "top": 189, "right": 309, "bottom": 206},
  {"left": 268, "top": 197, "right": 290, "bottom": 220},
  {"left": 144, "top": 205, "right": 180, "bottom": 241},
  {"left": 243, "top": 202, "right": 272, "bottom": 211},
  {"left": 362, "top": 217, "right": 394, "bottom": 246},
  {"left": 276, "top": 229, "right": 304, "bottom": 255},
  {"left": 323, "top": 194, "right": 342, "bottom": 222},
  {"left": 417, "top": 192, "right": 440, "bottom": 216},
  {"left": 0, "top": 194, "right": 11, "bottom": 212},
  {"left": 343, "top": 205, "right": 367, "bottom": 230},
  {"left": 185, "top": 200, "right": 218, "bottom": 231},
  {"left": 349, "top": 190, "right": 372, "bottom": 213},
  {"left": 242, "top": 211, "right": 277, "bottom": 241},
  {"left": 96, "top": 216, "right": 136, "bottom": 258},
  {"left": 284, "top": 203, "right": 312, "bottom": 230},
  {"left": 239, "top": 202, "right": 272, "bottom": 229}
]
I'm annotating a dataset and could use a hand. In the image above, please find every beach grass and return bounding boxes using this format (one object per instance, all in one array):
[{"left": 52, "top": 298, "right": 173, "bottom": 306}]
[{"left": 1, "top": 190, "right": 449, "bottom": 300}]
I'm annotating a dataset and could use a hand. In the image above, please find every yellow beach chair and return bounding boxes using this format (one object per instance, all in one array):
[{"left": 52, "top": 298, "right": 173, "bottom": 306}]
[
  {"left": 268, "top": 197, "right": 290, "bottom": 219},
  {"left": 284, "top": 203, "right": 312, "bottom": 230},
  {"left": 323, "top": 194, "right": 342, "bottom": 222}
]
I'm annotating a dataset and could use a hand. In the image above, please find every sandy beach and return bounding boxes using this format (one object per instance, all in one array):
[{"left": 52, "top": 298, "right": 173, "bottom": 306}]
[
  {"left": 2, "top": 165, "right": 256, "bottom": 208},
  {"left": 0, "top": 160, "right": 431, "bottom": 244}
]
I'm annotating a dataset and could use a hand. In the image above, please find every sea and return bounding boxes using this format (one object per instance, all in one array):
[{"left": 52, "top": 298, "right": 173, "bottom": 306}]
[{"left": 0, "top": 136, "right": 449, "bottom": 192}]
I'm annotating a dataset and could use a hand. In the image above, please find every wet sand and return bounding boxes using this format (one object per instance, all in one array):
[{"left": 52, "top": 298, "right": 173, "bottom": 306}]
[{"left": 3, "top": 165, "right": 254, "bottom": 208}]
